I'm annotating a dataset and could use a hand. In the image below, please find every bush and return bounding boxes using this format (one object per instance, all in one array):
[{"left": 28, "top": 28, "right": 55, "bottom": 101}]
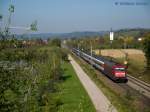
[{"left": 0, "top": 44, "right": 67, "bottom": 111}]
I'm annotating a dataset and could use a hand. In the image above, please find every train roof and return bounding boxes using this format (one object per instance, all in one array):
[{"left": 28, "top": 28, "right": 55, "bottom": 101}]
[
  {"left": 92, "top": 54, "right": 118, "bottom": 66},
  {"left": 74, "top": 48, "right": 123, "bottom": 67}
]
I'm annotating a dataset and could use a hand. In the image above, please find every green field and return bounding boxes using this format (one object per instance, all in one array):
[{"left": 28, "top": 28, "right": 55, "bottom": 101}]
[{"left": 57, "top": 62, "right": 96, "bottom": 112}]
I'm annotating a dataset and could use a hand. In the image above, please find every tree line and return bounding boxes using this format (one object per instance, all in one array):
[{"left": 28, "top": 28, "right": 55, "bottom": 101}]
[{"left": 66, "top": 31, "right": 150, "bottom": 71}]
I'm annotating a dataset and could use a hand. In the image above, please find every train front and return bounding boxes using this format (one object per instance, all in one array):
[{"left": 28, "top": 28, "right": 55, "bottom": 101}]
[{"left": 112, "top": 65, "right": 128, "bottom": 83}]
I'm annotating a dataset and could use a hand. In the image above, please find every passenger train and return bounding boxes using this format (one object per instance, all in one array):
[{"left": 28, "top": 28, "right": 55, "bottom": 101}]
[{"left": 72, "top": 48, "right": 128, "bottom": 83}]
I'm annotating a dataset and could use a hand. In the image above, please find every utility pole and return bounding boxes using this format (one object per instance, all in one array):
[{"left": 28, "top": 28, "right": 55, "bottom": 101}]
[
  {"left": 124, "top": 40, "right": 128, "bottom": 67},
  {"left": 90, "top": 40, "right": 93, "bottom": 66},
  {"left": 90, "top": 41, "right": 93, "bottom": 57},
  {"left": 78, "top": 43, "right": 80, "bottom": 56}
]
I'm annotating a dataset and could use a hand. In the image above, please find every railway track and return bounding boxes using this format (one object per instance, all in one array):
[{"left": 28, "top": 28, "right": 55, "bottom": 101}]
[
  {"left": 73, "top": 52, "right": 150, "bottom": 99},
  {"left": 127, "top": 74, "right": 150, "bottom": 98}
]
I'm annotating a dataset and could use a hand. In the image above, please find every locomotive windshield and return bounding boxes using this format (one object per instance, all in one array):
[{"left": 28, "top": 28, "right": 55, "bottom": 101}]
[{"left": 115, "top": 68, "right": 125, "bottom": 72}]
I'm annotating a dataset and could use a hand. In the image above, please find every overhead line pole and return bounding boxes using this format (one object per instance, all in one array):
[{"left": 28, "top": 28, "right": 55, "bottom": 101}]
[{"left": 90, "top": 41, "right": 93, "bottom": 57}]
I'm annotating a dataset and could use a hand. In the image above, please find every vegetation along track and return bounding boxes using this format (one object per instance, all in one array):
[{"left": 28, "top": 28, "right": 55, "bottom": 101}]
[
  {"left": 72, "top": 52, "right": 150, "bottom": 108},
  {"left": 73, "top": 51, "right": 150, "bottom": 99},
  {"left": 127, "top": 74, "right": 150, "bottom": 98}
]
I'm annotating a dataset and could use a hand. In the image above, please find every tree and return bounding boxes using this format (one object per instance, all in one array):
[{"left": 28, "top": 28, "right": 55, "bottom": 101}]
[
  {"left": 122, "top": 36, "right": 134, "bottom": 48},
  {"left": 143, "top": 32, "right": 150, "bottom": 71},
  {"left": 51, "top": 38, "right": 61, "bottom": 47},
  {"left": 30, "top": 20, "right": 38, "bottom": 31},
  {"left": 0, "top": 14, "right": 2, "bottom": 21}
]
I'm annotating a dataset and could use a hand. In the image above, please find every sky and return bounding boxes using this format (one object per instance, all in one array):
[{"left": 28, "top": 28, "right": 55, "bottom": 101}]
[{"left": 0, "top": 0, "right": 150, "bottom": 34}]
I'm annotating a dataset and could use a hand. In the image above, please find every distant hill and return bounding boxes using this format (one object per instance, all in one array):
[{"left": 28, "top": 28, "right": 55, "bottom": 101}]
[
  {"left": 114, "top": 28, "right": 150, "bottom": 39},
  {"left": 16, "top": 28, "right": 150, "bottom": 40},
  {"left": 16, "top": 31, "right": 107, "bottom": 39}
]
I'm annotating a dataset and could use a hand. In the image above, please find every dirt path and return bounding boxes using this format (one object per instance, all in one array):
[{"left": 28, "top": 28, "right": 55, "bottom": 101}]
[{"left": 69, "top": 55, "right": 117, "bottom": 112}]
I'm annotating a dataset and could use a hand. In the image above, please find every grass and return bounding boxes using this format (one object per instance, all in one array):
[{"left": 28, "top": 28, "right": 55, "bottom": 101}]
[
  {"left": 57, "top": 61, "right": 96, "bottom": 112},
  {"left": 71, "top": 53, "right": 150, "bottom": 112}
]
